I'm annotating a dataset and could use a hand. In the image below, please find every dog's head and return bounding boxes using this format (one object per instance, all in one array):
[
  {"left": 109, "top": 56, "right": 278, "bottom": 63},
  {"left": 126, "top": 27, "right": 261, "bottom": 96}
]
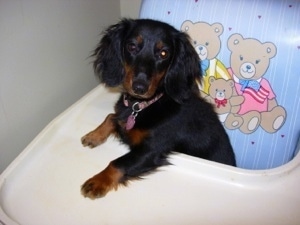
[{"left": 93, "top": 19, "right": 201, "bottom": 103}]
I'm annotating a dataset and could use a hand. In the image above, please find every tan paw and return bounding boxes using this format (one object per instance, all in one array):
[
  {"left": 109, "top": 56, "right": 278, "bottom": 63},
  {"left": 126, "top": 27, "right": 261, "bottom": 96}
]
[
  {"left": 81, "top": 163, "right": 123, "bottom": 199},
  {"left": 81, "top": 131, "right": 107, "bottom": 148}
]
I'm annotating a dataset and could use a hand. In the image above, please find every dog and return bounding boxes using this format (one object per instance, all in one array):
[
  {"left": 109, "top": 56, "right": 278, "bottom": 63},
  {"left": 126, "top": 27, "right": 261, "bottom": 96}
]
[{"left": 81, "top": 19, "right": 236, "bottom": 199}]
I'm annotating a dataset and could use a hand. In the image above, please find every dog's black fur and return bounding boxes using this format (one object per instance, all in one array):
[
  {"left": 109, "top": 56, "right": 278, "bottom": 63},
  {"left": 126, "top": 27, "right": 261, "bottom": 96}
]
[{"left": 81, "top": 19, "right": 236, "bottom": 199}]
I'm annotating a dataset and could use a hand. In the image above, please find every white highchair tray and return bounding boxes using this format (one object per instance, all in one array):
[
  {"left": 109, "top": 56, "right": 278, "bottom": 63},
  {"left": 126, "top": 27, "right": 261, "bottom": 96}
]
[{"left": 1, "top": 85, "right": 299, "bottom": 225}]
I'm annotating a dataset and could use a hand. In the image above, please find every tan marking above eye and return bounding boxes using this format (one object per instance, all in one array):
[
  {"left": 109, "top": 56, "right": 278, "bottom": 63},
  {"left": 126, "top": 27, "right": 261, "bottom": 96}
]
[{"left": 136, "top": 35, "right": 143, "bottom": 44}]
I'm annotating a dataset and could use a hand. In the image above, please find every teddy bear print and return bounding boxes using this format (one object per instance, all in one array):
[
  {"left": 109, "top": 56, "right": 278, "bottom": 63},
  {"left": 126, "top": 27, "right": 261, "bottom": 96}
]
[
  {"left": 204, "top": 77, "right": 244, "bottom": 130},
  {"left": 181, "top": 20, "right": 231, "bottom": 94},
  {"left": 227, "top": 33, "right": 286, "bottom": 134}
]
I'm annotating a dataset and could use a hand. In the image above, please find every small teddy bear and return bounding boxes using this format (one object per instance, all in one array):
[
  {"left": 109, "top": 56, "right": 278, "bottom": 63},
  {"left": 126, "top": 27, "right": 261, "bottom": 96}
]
[
  {"left": 204, "top": 77, "right": 244, "bottom": 130},
  {"left": 227, "top": 33, "right": 286, "bottom": 133},
  {"left": 181, "top": 20, "right": 231, "bottom": 94}
]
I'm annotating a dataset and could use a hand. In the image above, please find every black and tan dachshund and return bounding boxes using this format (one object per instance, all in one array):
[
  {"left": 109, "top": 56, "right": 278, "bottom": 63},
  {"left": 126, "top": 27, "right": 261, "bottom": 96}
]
[{"left": 81, "top": 19, "right": 236, "bottom": 199}]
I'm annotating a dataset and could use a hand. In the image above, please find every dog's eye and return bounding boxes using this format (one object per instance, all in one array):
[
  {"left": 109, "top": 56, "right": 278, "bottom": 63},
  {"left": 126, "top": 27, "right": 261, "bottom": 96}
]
[
  {"left": 127, "top": 43, "right": 137, "bottom": 53},
  {"left": 159, "top": 50, "right": 169, "bottom": 59}
]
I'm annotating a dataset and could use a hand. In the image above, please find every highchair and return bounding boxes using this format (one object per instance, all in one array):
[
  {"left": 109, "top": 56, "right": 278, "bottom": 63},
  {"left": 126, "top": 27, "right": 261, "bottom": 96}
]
[{"left": 1, "top": 0, "right": 299, "bottom": 224}]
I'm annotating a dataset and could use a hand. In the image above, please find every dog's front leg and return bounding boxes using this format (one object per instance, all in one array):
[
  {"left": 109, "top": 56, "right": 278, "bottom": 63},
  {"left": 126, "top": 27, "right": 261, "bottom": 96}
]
[
  {"left": 81, "top": 150, "right": 168, "bottom": 198},
  {"left": 81, "top": 162, "right": 123, "bottom": 199},
  {"left": 81, "top": 113, "right": 116, "bottom": 148}
]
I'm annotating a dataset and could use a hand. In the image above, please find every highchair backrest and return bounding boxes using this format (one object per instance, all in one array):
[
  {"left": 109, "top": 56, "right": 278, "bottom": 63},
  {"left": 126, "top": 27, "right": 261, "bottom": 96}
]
[{"left": 139, "top": 0, "right": 300, "bottom": 169}]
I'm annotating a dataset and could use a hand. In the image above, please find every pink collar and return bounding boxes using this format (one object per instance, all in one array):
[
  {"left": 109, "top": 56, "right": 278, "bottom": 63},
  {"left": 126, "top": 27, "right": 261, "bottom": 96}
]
[
  {"left": 123, "top": 93, "right": 163, "bottom": 130},
  {"left": 123, "top": 93, "right": 163, "bottom": 111}
]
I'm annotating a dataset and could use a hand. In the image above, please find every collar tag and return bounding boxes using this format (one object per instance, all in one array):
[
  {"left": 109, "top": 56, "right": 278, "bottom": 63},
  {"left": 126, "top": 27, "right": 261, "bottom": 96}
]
[{"left": 123, "top": 93, "right": 163, "bottom": 130}]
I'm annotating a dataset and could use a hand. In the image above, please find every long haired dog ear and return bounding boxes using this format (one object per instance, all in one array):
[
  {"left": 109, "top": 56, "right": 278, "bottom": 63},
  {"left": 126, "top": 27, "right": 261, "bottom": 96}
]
[
  {"left": 165, "top": 32, "right": 201, "bottom": 103},
  {"left": 92, "top": 19, "right": 133, "bottom": 86}
]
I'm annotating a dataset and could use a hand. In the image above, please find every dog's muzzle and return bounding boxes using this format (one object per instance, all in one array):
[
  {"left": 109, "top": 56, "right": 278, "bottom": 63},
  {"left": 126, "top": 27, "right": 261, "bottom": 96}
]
[{"left": 132, "top": 72, "right": 149, "bottom": 95}]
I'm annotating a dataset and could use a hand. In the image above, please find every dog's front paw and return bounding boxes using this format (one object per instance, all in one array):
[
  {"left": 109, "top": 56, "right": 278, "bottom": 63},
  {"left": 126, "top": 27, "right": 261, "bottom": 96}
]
[
  {"left": 81, "top": 176, "right": 113, "bottom": 199},
  {"left": 81, "top": 131, "right": 107, "bottom": 148},
  {"left": 81, "top": 163, "right": 123, "bottom": 199},
  {"left": 81, "top": 114, "right": 116, "bottom": 148}
]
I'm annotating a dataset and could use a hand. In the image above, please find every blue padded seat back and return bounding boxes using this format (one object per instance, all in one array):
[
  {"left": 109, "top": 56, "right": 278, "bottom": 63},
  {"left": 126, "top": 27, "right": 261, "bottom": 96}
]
[{"left": 139, "top": 0, "right": 300, "bottom": 169}]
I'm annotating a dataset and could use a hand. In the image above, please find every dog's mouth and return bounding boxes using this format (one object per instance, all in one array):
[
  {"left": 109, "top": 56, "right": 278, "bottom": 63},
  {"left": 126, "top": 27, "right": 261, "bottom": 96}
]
[
  {"left": 123, "top": 71, "right": 158, "bottom": 99},
  {"left": 123, "top": 65, "right": 166, "bottom": 99},
  {"left": 132, "top": 79, "right": 149, "bottom": 96},
  {"left": 126, "top": 81, "right": 156, "bottom": 99}
]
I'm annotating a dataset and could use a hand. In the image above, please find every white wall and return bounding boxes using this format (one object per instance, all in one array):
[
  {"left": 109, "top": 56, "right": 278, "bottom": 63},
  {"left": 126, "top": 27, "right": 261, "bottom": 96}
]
[
  {"left": 0, "top": 0, "right": 121, "bottom": 173},
  {"left": 120, "top": 0, "right": 141, "bottom": 18}
]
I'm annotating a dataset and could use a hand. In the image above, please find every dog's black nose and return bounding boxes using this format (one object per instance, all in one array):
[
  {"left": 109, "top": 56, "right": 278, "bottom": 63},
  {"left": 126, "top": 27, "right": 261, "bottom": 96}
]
[
  {"left": 132, "top": 81, "right": 148, "bottom": 95},
  {"left": 132, "top": 72, "right": 148, "bottom": 95}
]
